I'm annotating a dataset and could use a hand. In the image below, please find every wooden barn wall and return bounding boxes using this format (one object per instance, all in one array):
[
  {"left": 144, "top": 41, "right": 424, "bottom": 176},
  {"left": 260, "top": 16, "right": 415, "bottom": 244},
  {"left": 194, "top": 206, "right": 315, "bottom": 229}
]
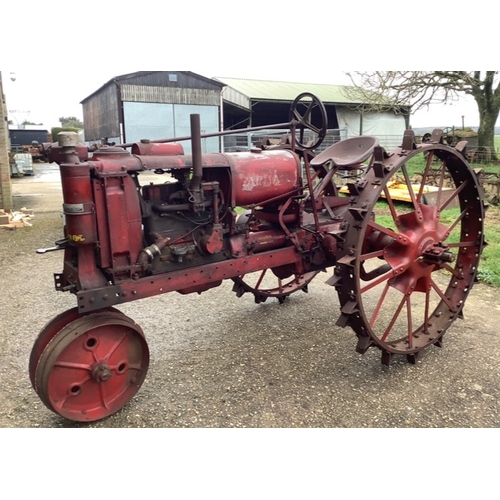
[
  {"left": 82, "top": 85, "right": 120, "bottom": 141},
  {"left": 121, "top": 85, "right": 220, "bottom": 106},
  {"left": 120, "top": 72, "right": 221, "bottom": 91}
]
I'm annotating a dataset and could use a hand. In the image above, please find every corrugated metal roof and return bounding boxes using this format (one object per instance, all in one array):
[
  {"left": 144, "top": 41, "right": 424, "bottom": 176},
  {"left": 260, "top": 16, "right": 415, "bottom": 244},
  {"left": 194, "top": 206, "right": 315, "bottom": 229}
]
[{"left": 214, "top": 77, "right": 364, "bottom": 105}]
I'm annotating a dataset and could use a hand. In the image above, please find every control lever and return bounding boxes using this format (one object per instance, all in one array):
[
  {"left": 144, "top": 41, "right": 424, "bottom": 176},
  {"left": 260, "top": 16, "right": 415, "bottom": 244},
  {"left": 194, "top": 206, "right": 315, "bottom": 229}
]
[{"left": 37, "top": 239, "right": 68, "bottom": 254}]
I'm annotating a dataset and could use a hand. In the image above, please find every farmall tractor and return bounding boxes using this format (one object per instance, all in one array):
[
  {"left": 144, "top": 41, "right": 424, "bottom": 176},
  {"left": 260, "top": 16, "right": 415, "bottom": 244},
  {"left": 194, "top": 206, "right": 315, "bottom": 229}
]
[{"left": 30, "top": 93, "right": 486, "bottom": 422}]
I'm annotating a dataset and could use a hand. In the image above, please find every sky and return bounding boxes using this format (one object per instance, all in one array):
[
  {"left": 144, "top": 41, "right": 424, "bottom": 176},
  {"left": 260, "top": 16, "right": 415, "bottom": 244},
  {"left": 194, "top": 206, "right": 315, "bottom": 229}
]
[
  {"left": 1, "top": 2, "right": 495, "bottom": 134},
  {"left": 1, "top": 67, "right": 484, "bottom": 132}
]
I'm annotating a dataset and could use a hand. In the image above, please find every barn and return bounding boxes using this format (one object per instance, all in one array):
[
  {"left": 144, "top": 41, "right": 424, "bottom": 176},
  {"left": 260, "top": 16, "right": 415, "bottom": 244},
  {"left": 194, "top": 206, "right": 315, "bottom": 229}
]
[
  {"left": 80, "top": 71, "right": 408, "bottom": 153},
  {"left": 81, "top": 71, "right": 225, "bottom": 153}
]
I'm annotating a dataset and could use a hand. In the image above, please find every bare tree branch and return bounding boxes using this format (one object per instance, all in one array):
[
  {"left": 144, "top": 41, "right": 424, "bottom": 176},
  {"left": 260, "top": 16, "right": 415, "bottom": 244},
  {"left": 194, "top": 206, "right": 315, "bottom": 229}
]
[{"left": 344, "top": 71, "right": 500, "bottom": 158}]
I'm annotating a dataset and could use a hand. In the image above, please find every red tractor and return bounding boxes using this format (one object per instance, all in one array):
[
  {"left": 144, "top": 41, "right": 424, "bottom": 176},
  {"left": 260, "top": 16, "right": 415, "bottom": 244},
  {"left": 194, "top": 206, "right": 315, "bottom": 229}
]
[{"left": 30, "top": 94, "right": 486, "bottom": 422}]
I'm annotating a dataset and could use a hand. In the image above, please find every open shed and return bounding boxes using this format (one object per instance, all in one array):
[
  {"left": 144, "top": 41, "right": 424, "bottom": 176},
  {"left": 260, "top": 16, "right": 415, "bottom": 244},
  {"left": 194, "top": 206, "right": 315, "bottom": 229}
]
[{"left": 215, "top": 77, "right": 409, "bottom": 150}]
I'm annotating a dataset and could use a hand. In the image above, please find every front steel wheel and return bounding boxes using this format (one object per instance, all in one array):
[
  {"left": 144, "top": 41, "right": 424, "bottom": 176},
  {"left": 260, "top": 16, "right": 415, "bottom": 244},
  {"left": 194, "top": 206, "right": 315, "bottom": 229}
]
[{"left": 33, "top": 309, "right": 149, "bottom": 422}]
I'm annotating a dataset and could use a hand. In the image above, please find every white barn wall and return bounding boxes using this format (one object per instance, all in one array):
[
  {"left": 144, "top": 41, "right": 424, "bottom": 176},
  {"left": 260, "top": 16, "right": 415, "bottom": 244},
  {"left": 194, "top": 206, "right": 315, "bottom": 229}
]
[{"left": 336, "top": 108, "right": 406, "bottom": 150}]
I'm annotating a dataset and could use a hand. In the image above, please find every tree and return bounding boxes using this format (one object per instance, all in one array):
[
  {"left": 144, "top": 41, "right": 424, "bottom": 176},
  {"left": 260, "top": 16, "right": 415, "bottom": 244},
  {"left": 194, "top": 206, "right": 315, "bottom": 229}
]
[
  {"left": 59, "top": 116, "right": 84, "bottom": 129},
  {"left": 22, "top": 120, "right": 43, "bottom": 126},
  {"left": 346, "top": 71, "right": 500, "bottom": 159},
  {"left": 6, "top": 118, "right": 43, "bottom": 127}
]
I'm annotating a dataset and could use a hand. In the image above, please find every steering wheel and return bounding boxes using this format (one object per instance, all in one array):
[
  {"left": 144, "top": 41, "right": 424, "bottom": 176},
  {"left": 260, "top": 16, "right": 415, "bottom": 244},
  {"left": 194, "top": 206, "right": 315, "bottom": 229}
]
[{"left": 289, "top": 92, "right": 328, "bottom": 150}]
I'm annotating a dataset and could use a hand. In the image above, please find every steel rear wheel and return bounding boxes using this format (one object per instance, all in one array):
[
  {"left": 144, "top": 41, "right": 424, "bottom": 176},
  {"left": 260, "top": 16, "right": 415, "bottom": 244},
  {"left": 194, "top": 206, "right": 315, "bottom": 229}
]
[
  {"left": 232, "top": 270, "right": 319, "bottom": 304},
  {"left": 334, "top": 138, "right": 486, "bottom": 365},
  {"left": 34, "top": 310, "right": 149, "bottom": 422}
]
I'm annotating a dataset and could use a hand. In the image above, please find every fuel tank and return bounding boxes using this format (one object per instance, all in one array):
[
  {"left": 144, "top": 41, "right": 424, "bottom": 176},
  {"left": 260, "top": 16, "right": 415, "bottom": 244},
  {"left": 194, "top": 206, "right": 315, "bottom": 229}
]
[{"left": 227, "top": 150, "right": 302, "bottom": 207}]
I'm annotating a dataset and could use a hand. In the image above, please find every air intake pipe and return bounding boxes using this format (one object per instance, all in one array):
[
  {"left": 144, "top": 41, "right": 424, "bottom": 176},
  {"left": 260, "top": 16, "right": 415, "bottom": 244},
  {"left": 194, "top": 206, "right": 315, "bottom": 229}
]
[{"left": 190, "top": 114, "right": 203, "bottom": 193}]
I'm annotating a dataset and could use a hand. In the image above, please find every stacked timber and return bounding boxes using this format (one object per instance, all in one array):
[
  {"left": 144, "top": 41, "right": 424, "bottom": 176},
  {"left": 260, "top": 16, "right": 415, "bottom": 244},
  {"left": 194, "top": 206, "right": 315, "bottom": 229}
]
[{"left": 0, "top": 208, "right": 34, "bottom": 230}]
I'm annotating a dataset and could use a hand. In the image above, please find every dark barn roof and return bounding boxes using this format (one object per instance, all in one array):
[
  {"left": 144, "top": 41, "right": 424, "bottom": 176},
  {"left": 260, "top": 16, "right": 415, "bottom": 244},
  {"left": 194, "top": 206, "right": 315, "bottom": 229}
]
[{"left": 81, "top": 71, "right": 225, "bottom": 104}]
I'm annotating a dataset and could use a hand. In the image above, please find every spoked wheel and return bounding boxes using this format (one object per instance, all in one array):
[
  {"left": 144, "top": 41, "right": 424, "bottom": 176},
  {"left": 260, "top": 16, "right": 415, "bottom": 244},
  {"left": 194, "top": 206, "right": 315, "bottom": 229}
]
[
  {"left": 33, "top": 309, "right": 149, "bottom": 422},
  {"left": 232, "top": 269, "right": 319, "bottom": 304},
  {"left": 334, "top": 138, "right": 486, "bottom": 365}
]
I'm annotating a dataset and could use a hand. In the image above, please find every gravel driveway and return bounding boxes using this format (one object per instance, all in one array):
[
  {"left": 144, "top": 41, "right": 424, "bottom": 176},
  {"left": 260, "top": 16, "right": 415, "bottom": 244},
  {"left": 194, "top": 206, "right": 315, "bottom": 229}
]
[{"left": 1, "top": 164, "right": 499, "bottom": 428}]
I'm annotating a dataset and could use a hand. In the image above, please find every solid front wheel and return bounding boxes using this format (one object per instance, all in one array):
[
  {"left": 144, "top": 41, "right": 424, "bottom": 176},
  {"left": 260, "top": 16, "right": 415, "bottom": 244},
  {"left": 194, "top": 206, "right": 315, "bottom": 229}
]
[{"left": 33, "top": 310, "right": 149, "bottom": 422}]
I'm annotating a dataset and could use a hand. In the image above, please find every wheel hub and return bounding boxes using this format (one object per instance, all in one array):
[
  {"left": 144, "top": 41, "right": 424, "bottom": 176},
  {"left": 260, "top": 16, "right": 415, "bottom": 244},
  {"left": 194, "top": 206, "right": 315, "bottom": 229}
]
[
  {"left": 92, "top": 362, "right": 113, "bottom": 382},
  {"left": 383, "top": 203, "right": 450, "bottom": 277},
  {"left": 422, "top": 243, "right": 455, "bottom": 263}
]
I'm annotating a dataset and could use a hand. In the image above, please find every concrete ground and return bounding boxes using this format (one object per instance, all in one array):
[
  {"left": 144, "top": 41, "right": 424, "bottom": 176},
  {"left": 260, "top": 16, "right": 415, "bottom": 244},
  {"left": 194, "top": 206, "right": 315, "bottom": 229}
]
[{"left": 1, "top": 162, "right": 500, "bottom": 428}]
